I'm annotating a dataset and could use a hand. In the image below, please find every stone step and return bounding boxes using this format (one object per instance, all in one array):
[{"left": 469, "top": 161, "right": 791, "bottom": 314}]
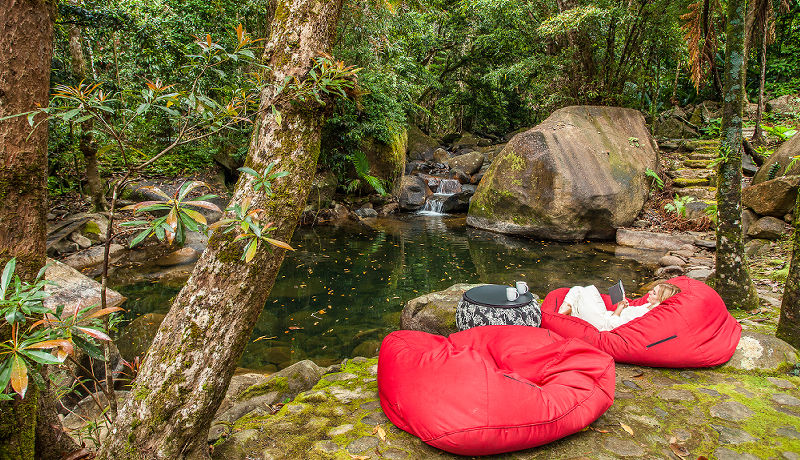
[
  {"left": 684, "top": 139, "right": 720, "bottom": 151},
  {"left": 676, "top": 186, "right": 717, "bottom": 201},
  {"left": 673, "top": 177, "right": 712, "bottom": 187},
  {"left": 689, "top": 152, "right": 716, "bottom": 161},
  {"left": 684, "top": 159, "right": 714, "bottom": 169},
  {"left": 667, "top": 168, "right": 716, "bottom": 180}
]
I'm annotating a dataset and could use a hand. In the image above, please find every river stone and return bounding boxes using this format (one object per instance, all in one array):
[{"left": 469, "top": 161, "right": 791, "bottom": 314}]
[
  {"left": 602, "top": 437, "right": 646, "bottom": 457},
  {"left": 354, "top": 207, "right": 379, "bottom": 218},
  {"left": 43, "top": 259, "right": 126, "bottom": 317},
  {"left": 155, "top": 246, "right": 200, "bottom": 266},
  {"left": 743, "top": 176, "right": 800, "bottom": 217},
  {"left": 747, "top": 216, "right": 786, "bottom": 240},
  {"left": 714, "top": 447, "right": 760, "bottom": 460},
  {"left": 61, "top": 243, "right": 125, "bottom": 272},
  {"left": 778, "top": 427, "right": 800, "bottom": 439},
  {"left": 313, "top": 440, "right": 339, "bottom": 454},
  {"left": 347, "top": 436, "right": 379, "bottom": 454},
  {"left": 754, "top": 134, "right": 800, "bottom": 184},
  {"left": 659, "top": 255, "right": 686, "bottom": 267},
  {"left": 772, "top": 393, "right": 800, "bottom": 406},
  {"left": 442, "top": 190, "right": 472, "bottom": 213},
  {"left": 616, "top": 229, "right": 695, "bottom": 251},
  {"left": 117, "top": 313, "right": 166, "bottom": 361},
  {"left": 446, "top": 151, "right": 484, "bottom": 175},
  {"left": 767, "top": 377, "right": 795, "bottom": 390},
  {"left": 400, "top": 283, "right": 483, "bottom": 335},
  {"left": 710, "top": 401, "right": 754, "bottom": 422},
  {"left": 406, "top": 125, "right": 440, "bottom": 161},
  {"left": 722, "top": 332, "right": 799, "bottom": 373},
  {"left": 396, "top": 175, "right": 429, "bottom": 211},
  {"left": 432, "top": 148, "right": 450, "bottom": 163},
  {"left": 467, "top": 106, "right": 658, "bottom": 241},
  {"left": 712, "top": 424, "right": 757, "bottom": 444},
  {"left": 69, "top": 231, "right": 93, "bottom": 249},
  {"left": 655, "top": 265, "right": 684, "bottom": 277},
  {"left": 657, "top": 389, "right": 695, "bottom": 402}
]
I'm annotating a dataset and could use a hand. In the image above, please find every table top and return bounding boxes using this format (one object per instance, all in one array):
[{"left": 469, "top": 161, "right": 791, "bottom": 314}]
[{"left": 463, "top": 284, "right": 535, "bottom": 308}]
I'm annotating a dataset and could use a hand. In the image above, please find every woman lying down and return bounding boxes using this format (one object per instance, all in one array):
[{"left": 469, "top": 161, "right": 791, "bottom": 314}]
[{"left": 557, "top": 282, "right": 681, "bottom": 332}]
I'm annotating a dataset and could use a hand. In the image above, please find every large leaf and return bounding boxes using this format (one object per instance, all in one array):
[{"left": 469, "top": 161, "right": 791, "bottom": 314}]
[
  {"left": 72, "top": 335, "right": 104, "bottom": 361},
  {"left": 184, "top": 201, "right": 221, "bottom": 212},
  {"left": 76, "top": 327, "right": 111, "bottom": 342},
  {"left": 137, "top": 186, "right": 170, "bottom": 200},
  {"left": 10, "top": 355, "right": 27, "bottom": 398},
  {"left": 181, "top": 208, "right": 207, "bottom": 225},
  {"left": 265, "top": 238, "right": 295, "bottom": 251},
  {"left": 21, "top": 349, "right": 63, "bottom": 365},
  {"left": 82, "top": 306, "right": 124, "bottom": 321},
  {"left": 1, "top": 258, "right": 15, "bottom": 301},
  {"left": 244, "top": 239, "right": 258, "bottom": 263}
]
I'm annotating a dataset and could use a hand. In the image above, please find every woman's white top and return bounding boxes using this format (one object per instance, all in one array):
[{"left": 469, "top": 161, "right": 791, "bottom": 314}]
[{"left": 562, "top": 285, "right": 654, "bottom": 332}]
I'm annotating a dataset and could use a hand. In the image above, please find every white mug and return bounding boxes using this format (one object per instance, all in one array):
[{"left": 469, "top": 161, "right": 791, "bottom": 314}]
[
  {"left": 516, "top": 281, "right": 529, "bottom": 295},
  {"left": 506, "top": 287, "right": 520, "bottom": 301}
]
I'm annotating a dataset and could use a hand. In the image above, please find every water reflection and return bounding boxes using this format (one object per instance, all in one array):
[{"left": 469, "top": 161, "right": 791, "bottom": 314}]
[{"left": 113, "top": 215, "right": 652, "bottom": 371}]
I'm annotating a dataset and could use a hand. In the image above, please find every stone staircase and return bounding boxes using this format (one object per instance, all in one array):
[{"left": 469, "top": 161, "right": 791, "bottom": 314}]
[{"left": 664, "top": 139, "right": 719, "bottom": 202}]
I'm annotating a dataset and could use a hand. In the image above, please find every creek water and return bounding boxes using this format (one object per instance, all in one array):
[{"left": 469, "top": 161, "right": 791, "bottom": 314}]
[{"left": 111, "top": 215, "right": 653, "bottom": 371}]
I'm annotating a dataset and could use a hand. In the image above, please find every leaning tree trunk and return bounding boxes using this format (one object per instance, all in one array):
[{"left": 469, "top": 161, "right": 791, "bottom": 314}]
[
  {"left": 97, "top": 1, "right": 343, "bottom": 458},
  {"left": 777, "top": 190, "right": 800, "bottom": 348},
  {"left": 714, "top": 0, "right": 760, "bottom": 310},
  {"left": 0, "top": 2, "right": 80, "bottom": 459}
]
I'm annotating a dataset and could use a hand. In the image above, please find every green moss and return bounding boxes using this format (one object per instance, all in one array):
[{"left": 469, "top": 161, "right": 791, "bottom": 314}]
[
  {"left": 673, "top": 177, "right": 711, "bottom": 187},
  {"left": 239, "top": 376, "right": 290, "bottom": 400},
  {"left": 505, "top": 151, "right": 526, "bottom": 172}
]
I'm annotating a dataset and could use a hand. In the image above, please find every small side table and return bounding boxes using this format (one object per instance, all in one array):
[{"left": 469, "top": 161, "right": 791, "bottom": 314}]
[{"left": 456, "top": 284, "right": 541, "bottom": 331}]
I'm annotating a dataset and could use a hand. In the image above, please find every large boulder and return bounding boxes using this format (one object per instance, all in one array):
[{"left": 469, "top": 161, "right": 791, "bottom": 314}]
[
  {"left": 406, "top": 125, "right": 440, "bottom": 161},
  {"left": 766, "top": 94, "right": 800, "bottom": 115},
  {"left": 400, "top": 283, "right": 482, "bottom": 335},
  {"left": 43, "top": 259, "right": 125, "bottom": 317},
  {"left": 395, "top": 175, "right": 429, "bottom": 211},
  {"left": 361, "top": 129, "right": 407, "bottom": 192},
  {"left": 742, "top": 176, "right": 800, "bottom": 217},
  {"left": 746, "top": 216, "right": 787, "bottom": 240},
  {"left": 467, "top": 106, "right": 658, "bottom": 241},
  {"left": 652, "top": 106, "right": 700, "bottom": 138},
  {"left": 446, "top": 151, "right": 484, "bottom": 175},
  {"left": 754, "top": 133, "right": 800, "bottom": 184},
  {"left": 721, "top": 331, "right": 798, "bottom": 373}
]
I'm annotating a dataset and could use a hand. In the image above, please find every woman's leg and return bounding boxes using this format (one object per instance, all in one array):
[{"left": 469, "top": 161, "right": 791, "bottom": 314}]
[{"left": 571, "top": 285, "right": 612, "bottom": 329}]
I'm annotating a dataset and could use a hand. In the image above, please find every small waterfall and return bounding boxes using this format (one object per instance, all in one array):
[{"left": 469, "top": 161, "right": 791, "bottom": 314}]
[{"left": 418, "top": 179, "right": 461, "bottom": 216}]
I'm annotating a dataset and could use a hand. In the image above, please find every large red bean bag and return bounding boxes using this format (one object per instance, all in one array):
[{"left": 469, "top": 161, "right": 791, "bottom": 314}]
[
  {"left": 378, "top": 326, "right": 615, "bottom": 456},
  {"left": 540, "top": 276, "right": 741, "bottom": 367}
]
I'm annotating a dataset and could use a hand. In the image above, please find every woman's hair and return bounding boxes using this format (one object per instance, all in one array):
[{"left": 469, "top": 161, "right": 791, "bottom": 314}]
[{"left": 653, "top": 283, "right": 681, "bottom": 303}]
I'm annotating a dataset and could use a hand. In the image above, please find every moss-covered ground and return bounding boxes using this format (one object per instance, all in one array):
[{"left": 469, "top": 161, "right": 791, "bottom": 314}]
[{"left": 212, "top": 352, "right": 800, "bottom": 459}]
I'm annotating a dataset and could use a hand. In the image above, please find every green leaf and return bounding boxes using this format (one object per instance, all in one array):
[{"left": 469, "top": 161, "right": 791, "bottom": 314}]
[
  {"left": 238, "top": 167, "right": 259, "bottom": 177},
  {"left": 130, "top": 229, "right": 151, "bottom": 248},
  {"left": 1, "top": 258, "right": 15, "bottom": 301},
  {"left": 0, "top": 359, "right": 11, "bottom": 394},
  {"left": 20, "top": 349, "right": 61, "bottom": 365},
  {"left": 72, "top": 335, "right": 105, "bottom": 361}
]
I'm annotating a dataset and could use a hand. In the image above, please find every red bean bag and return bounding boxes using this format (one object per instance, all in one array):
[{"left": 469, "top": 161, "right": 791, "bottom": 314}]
[
  {"left": 378, "top": 326, "right": 615, "bottom": 456},
  {"left": 540, "top": 276, "right": 741, "bottom": 367}
]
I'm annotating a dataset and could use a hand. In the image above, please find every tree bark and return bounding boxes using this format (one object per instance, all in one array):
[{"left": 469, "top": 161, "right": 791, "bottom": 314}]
[
  {"left": 777, "top": 190, "right": 800, "bottom": 348},
  {"left": 97, "top": 1, "right": 343, "bottom": 458},
  {"left": 751, "top": 19, "right": 768, "bottom": 144},
  {"left": 714, "top": 0, "right": 760, "bottom": 310},
  {"left": 0, "top": 2, "right": 80, "bottom": 460},
  {"left": 68, "top": 11, "right": 106, "bottom": 211}
]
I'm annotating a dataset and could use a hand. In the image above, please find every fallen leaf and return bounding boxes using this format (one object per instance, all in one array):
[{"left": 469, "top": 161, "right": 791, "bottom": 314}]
[
  {"left": 669, "top": 442, "right": 689, "bottom": 458},
  {"left": 631, "top": 369, "right": 644, "bottom": 378},
  {"left": 620, "top": 422, "right": 634, "bottom": 436},
  {"left": 349, "top": 456, "right": 369, "bottom": 460},
  {"left": 288, "top": 326, "right": 303, "bottom": 330},
  {"left": 589, "top": 426, "right": 610, "bottom": 433},
  {"left": 377, "top": 425, "right": 387, "bottom": 442}
]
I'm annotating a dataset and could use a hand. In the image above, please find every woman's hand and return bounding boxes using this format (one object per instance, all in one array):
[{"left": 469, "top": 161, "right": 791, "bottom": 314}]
[{"left": 612, "top": 299, "right": 629, "bottom": 316}]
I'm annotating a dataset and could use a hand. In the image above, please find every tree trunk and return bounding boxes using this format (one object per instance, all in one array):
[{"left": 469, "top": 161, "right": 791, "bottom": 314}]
[
  {"left": 751, "top": 22, "right": 768, "bottom": 144},
  {"left": 777, "top": 190, "right": 800, "bottom": 348},
  {"left": 97, "top": 1, "right": 343, "bottom": 458},
  {"left": 0, "top": 2, "right": 80, "bottom": 460},
  {"left": 714, "top": 0, "right": 760, "bottom": 310},
  {"left": 68, "top": 13, "right": 106, "bottom": 211}
]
